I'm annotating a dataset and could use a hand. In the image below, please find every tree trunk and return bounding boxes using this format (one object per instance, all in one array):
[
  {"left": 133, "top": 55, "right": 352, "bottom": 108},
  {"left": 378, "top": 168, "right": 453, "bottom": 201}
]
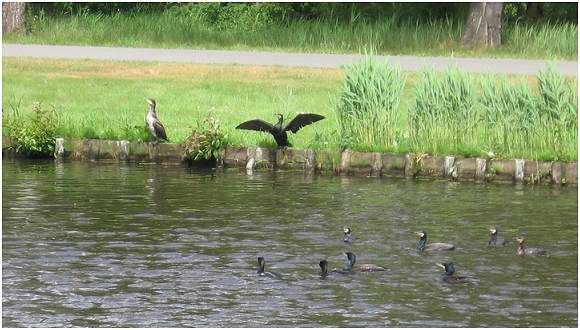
[
  {"left": 2, "top": 2, "right": 26, "bottom": 35},
  {"left": 461, "top": 2, "right": 503, "bottom": 48}
]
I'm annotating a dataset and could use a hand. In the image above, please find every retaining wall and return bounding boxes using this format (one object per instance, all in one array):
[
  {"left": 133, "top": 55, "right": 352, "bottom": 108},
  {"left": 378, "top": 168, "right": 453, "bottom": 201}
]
[{"left": 2, "top": 137, "right": 577, "bottom": 186}]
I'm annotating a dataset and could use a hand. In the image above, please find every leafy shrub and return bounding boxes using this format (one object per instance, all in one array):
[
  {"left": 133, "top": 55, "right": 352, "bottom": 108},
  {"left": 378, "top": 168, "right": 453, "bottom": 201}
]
[
  {"left": 183, "top": 115, "right": 227, "bottom": 161},
  {"left": 4, "top": 103, "right": 58, "bottom": 157}
]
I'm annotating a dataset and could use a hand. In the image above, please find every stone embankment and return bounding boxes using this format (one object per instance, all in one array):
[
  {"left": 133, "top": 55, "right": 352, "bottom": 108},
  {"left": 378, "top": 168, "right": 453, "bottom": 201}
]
[{"left": 2, "top": 137, "right": 577, "bottom": 186}]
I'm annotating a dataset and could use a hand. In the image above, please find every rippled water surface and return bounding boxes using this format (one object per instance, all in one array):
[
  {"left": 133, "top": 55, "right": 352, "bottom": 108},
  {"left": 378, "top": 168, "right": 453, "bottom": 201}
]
[{"left": 2, "top": 159, "right": 578, "bottom": 327}]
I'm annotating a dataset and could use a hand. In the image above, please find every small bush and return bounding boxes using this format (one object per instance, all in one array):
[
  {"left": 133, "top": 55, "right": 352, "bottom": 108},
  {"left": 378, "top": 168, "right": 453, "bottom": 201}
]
[
  {"left": 3, "top": 103, "right": 58, "bottom": 157},
  {"left": 183, "top": 115, "right": 227, "bottom": 161}
]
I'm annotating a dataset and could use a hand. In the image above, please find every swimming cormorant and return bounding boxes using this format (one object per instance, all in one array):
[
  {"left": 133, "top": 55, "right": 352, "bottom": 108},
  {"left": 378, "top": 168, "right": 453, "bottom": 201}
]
[
  {"left": 235, "top": 113, "right": 325, "bottom": 147},
  {"left": 514, "top": 237, "right": 547, "bottom": 256},
  {"left": 437, "top": 262, "right": 470, "bottom": 284},
  {"left": 257, "top": 256, "right": 283, "bottom": 279},
  {"left": 344, "top": 252, "right": 386, "bottom": 272},
  {"left": 145, "top": 98, "right": 169, "bottom": 144},
  {"left": 343, "top": 227, "right": 353, "bottom": 243},
  {"left": 319, "top": 259, "right": 354, "bottom": 276},
  {"left": 488, "top": 227, "right": 510, "bottom": 246},
  {"left": 416, "top": 230, "right": 455, "bottom": 252}
]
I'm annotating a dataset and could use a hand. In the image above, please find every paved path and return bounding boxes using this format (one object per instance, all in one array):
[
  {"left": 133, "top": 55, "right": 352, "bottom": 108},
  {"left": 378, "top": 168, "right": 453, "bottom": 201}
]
[{"left": 3, "top": 43, "right": 577, "bottom": 76}]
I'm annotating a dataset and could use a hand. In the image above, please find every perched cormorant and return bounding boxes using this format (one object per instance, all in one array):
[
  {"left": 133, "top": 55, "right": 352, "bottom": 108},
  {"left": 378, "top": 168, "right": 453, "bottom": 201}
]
[
  {"left": 145, "top": 98, "right": 169, "bottom": 144},
  {"left": 235, "top": 113, "right": 325, "bottom": 147},
  {"left": 416, "top": 230, "right": 455, "bottom": 252},
  {"left": 257, "top": 256, "right": 283, "bottom": 279},
  {"left": 344, "top": 252, "right": 386, "bottom": 272},
  {"left": 437, "top": 262, "right": 470, "bottom": 284},
  {"left": 514, "top": 237, "right": 547, "bottom": 256},
  {"left": 488, "top": 227, "right": 510, "bottom": 247},
  {"left": 343, "top": 227, "right": 353, "bottom": 243}
]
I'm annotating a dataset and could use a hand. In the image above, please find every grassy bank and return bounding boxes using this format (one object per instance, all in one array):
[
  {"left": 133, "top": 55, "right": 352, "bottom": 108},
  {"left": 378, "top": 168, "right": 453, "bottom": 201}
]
[
  {"left": 2, "top": 58, "right": 577, "bottom": 161},
  {"left": 4, "top": 10, "right": 578, "bottom": 60}
]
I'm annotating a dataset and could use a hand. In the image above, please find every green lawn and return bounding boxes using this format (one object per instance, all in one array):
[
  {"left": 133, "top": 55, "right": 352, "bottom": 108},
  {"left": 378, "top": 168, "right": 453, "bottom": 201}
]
[
  {"left": 4, "top": 11, "right": 578, "bottom": 60},
  {"left": 3, "top": 58, "right": 576, "bottom": 161},
  {"left": 2, "top": 58, "right": 347, "bottom": 150}
]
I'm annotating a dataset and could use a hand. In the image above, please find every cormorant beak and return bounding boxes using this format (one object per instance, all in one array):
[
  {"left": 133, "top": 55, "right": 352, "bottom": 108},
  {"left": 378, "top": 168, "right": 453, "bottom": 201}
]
[
  {"left": 415, "top": 231, "right": 424, "bottom": 238},
  {"left": 436, "top": 263, "right": 446, "bottom": 269}
]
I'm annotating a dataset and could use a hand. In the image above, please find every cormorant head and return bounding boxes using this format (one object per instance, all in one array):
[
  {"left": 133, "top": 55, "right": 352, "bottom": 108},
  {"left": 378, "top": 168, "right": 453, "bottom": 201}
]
[
  {"left": 344, "top": 252, "right": 356, "bottom": 269},
  {"left": 319, "top": 260, "right": 328, "bottom": 277},
  {"left": 489, "top": 228, "right": 498, "bottom": 236},
  {"left": 437, "top": 262, "right": 456, "bottom": 276},
  {"left": 257, "top": 256, "right": 266, "bottom": 273},
  {"left": 145, "top": 98, "right": 156, "bottom": 111},
  {"left": 275, "top": 113, "right": 284, "bottom": 123}
]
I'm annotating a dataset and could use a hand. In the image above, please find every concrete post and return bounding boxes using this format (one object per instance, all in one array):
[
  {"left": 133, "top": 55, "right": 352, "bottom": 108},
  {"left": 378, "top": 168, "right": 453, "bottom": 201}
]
[
  {"left": 514, "top": 159, "right": 525, "bottom": 183},
  {"left": 552, "top": 162, "right": 562, "bottom": 185},
  {"left": 371, "top": 152, "right": 383, "bottom": 177},
  {"left": 404, "top": 153, "right": 415, "bottom": 178},
  {"left": 340, "top": 149, "right": 350, "bottom": 174},
  {"left": 475, "top": 158, "right": 487, "bottom": 181},
  {"left": 54, "top": 137, "right": 65, "bottom": 160},
  {"left": 444, "top": 156, "right": 456, "bottom": 179},
  {"left": 305, "top": 149, "right": 315, "bottom": 172},
  {"left": 117, "top": 140, "right": 129, "bottom": 161}
]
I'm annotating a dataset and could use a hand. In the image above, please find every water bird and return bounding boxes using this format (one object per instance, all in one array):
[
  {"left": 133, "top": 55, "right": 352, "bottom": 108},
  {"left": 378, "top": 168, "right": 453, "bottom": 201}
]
[
  {"left": 514, "top": 236, "right": 547, "bottom": 256},
  {"left": 343, "top": 227, "right": 353, "bottom": 243},
  {"left": 416, "top": 230, "right": 455, "bottom": 252},
  {"left": 488, "top": 227, "right": 510, "bottom": 246},
  {"left": 344, "top": 252, "right": 386, "bottom": 272},
  {"left": 257, "top": 256, "right": 283, "bottom": 279},
  {"left": 437, "top": 262, "right": 470, "bottom": 284},
  {"left": 145, "top": 98, "right": 169, "bottom": 144},
  {"left": 235, "top": 113, "right": 325, "bottom": 147},
  {"left": 319, "top": 259, "right": 354, "bottom": 276}
]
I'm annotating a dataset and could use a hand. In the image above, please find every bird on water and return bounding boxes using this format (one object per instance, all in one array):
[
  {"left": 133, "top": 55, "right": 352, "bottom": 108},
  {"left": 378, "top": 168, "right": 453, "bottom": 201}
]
[
  {"left": 436, "top": 262, "right": 470, "bottom": 284},
  {"left": 488, "top": 227, "right": 510, "bottom": 247},
  {"left": 235, "top": 113, "right": 325, "bottom": 147},
  {"left": 416, "top": 230, "right": 455, "bottom": 252},
  {"left": 145, "top": 98, "right": 169, "bottom": 144},
  {"left": 343, "top": 252, "right": 386, "bottom": 272},
  {"left": 343, "top": 227, "right": 353, "bottom": 243},
  {"left": 257, "top": 256, "right": 283, "bottom": 279},
  {"left": 318, "top": 259, "right": 354, "bottom": 277},
  {"left": 514, "top": 236, "right": 547, "bottom": 256}
]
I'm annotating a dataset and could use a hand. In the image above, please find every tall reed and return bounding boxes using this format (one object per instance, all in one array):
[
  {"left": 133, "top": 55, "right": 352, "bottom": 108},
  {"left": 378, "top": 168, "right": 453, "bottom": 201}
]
[{"left": 335, "top": 59, "right": 406, "bottom": 152}]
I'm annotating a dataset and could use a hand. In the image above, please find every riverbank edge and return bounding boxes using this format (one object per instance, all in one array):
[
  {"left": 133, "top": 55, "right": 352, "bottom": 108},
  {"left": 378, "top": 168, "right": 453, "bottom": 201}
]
[{"left": 2, "top": 136, "right": 577, "bottom": 186}]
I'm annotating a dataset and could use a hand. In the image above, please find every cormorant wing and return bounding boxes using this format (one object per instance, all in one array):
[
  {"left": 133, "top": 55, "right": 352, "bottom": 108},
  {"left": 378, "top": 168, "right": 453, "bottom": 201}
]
[
  {"left": 153, "top": 121, "right": 169, "bottom": 141},
  {"left": 236, "top": 119, "right": 276, "bottom": 133},
  {"left": 284, "top": 113, "right": 325, "bottom": 133}
]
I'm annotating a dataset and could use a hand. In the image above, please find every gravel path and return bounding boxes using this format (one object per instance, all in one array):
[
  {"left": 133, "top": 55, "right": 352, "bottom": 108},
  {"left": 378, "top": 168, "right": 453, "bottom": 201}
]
[{"left": 3, "top": 43, "right": 577, "bottom": 76}]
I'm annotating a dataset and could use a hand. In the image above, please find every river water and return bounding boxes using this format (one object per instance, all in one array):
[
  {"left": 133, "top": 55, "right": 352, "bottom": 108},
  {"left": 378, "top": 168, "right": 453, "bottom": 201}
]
[{"left": 2, "top": 159, "right": 577, "bottom": 327}]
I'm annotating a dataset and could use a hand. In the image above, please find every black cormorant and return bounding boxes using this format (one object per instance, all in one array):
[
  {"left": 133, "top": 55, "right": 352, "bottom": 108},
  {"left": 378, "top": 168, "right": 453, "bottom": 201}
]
[
  {"left": 235, "top": 113, "right": 325, "bottom": 147},
  {"left": 344, "top": 252, "right": 386, "bottom": 272},
  {"left": 257, "top": 256, "right": 283, "bottom": 279},
  {"left": 437, "top": 262, "right": 470, "bottom": 284},
  {"left": 514, "top": 237, "right": 547, "bottom": 256},
  {"left": 416, "top": 230, "right": 455, "bottom": 252},
  {"left": 145, "top": 98, "right": 169, "bottom": 144}
]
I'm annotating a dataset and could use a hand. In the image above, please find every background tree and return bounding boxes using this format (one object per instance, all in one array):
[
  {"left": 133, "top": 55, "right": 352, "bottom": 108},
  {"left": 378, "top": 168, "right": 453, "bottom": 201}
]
[
  {"left": 2, "top": 2, "right": 27, "bottom": 35},
  {"left": 461, "top": 2, "right": 504, "bottom": 48}
]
